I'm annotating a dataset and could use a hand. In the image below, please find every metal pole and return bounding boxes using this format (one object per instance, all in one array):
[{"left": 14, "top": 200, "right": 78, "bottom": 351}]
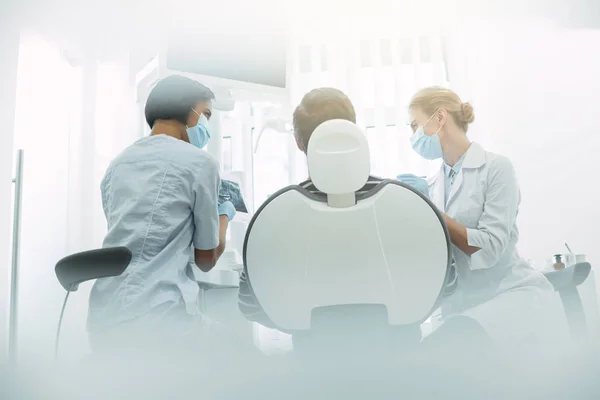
[{"left": 9, "top": 149, "right": 24, "bottom": 367}]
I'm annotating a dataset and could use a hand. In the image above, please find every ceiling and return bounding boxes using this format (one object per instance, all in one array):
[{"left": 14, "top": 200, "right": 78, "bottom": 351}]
[{"left": 6, "top": 0, "right": 600, "bottom": 68}]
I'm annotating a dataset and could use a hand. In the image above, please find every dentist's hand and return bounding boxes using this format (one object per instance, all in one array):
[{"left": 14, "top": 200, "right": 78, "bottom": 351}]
[
  {"left": 218, "top": 201, "right": 236, "bottom": 221},
  {"left": 396, "top": 174, "right": 430, "bottom": 198}
]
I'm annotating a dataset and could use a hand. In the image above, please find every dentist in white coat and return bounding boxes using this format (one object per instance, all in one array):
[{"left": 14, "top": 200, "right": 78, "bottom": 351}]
[{"left": 405, "top": 86, "right": 568, "bottom": 358}]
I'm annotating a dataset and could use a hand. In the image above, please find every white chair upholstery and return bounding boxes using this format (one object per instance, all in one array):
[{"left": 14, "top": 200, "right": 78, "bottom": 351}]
[{"left": 243, "top": 120, "right": 452, "bottom": 332}]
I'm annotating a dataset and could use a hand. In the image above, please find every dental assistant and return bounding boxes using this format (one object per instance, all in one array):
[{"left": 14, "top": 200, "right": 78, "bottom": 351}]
[
  {"left": 87, "top": 75, "right": 236, "bottom": 355},
  {"left": 406, "top": 87, "right": 567, "bottom": 357}
]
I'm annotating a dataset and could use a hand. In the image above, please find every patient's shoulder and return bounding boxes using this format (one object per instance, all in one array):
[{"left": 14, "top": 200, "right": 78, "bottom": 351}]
[
  {"left": 298, "top": 175, "right": 385, "bottom": 195},
  {"left": 367, "top": 175, "right": 384, "bottom": 182},
  {"left": 360, "top": 175, "right": 385, "bottom": 192},
  {"left": 298, "top": 178, "right": 312, "bottom": 187},
  {"left": 298, "top": 179, "right": 319, "bottom": 194}
]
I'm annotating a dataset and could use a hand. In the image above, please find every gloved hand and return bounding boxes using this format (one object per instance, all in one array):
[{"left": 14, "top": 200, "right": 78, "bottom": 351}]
[
  {"left": 396, "top": 173, "right": 430, "bottom": 199},
  {"left": 218, "top": 200, "right": 236, "bottom": 221}
]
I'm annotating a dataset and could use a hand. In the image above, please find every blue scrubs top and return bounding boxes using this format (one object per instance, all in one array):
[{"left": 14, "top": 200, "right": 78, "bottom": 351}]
[{"left": 87, "top": 134, "right": 221, "bottom": 334}]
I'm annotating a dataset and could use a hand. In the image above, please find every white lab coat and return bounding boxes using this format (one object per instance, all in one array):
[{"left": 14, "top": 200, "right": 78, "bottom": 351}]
[{"left": 428, "top": 142, "right": 568, "bottom": 353}]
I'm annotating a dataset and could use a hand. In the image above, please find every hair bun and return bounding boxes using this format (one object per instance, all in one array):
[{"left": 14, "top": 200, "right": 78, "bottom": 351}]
[{"left": 461, "top": 102, "right": 475, "bottom": 124}]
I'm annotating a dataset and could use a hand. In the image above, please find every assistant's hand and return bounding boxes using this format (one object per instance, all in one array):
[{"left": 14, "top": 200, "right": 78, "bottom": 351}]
[
  {"left": 396, "top": 174, "right": 430, "bottom": 198},
  {"left": 218, "top": 201, "right": 236, "bottom": 221}
]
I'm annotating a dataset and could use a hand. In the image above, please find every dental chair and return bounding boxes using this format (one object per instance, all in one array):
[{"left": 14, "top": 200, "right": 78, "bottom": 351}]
[
  {"left": 54, "top": 247, "right": 132, "bottom": 359},
  {"left": 242, "top": 119, "right": 454, "bottom": 365}
]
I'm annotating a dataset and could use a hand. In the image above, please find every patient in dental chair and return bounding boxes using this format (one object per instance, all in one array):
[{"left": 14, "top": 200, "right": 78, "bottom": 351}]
[
  {"left": 238, "top": 88, "right": 382, "bottom": 332},
  {"left": 238, "top": 88, "right": 457, "bottom": 347}
]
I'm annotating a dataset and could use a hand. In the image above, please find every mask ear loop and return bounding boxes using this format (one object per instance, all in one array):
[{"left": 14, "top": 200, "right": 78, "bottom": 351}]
[
  {"left": 413, "top": 108, "right": 441, "bottom": 136},
  {"left": 423, "top": 109, "right": 440, "bottom": 127},
  {"left": 425, "top": 108, "right": 446, "bottom": 136},
  {"left": 412, "top": 108, "right": 445, "bottom": 136},
  {"left": 187, "top": 108, "right": 203, "bottom": 129}
]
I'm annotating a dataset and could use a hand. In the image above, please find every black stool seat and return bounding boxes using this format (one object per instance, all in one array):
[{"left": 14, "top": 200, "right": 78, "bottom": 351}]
[{"left": 55, "top": 247, "right": 132, "bottom": 291}]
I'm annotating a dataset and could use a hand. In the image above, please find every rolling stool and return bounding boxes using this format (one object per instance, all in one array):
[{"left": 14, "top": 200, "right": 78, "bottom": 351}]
[
  {"left": 543, "top": 262, "right": 592, "bottom": 344},
  {"left": 53, "top": 247, "right": 132, "bottom": 360}
]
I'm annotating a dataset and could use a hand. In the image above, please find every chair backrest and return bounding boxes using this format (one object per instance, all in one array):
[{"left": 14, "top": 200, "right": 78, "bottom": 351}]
[
  {"left": 55, "top": 247, "right": 132, "bottom": 291},
  {"left": 544, "top": 262, "right": 592, "bottom": 343},
  {"left": 243, "top": 120, "right": 452, "bottom": 335}
]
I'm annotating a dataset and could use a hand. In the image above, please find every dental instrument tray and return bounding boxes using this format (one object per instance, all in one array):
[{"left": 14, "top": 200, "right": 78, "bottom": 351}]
[{"left": 219, "top": 179, "right": 248, "bottom": 213}]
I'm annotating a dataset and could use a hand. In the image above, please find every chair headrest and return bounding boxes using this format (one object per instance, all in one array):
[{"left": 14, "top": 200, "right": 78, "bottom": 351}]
[{"left": 307, "top": 119, "right": 370, "bottom": 195}]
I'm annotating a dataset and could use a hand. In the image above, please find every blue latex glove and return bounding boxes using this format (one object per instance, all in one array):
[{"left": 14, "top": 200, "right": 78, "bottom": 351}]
[
  {"left": 218, "top": 200, "right": 236, "bottom": 221},
  {"left": 396, "top": 174, "right": 430, "bottom": 199}
]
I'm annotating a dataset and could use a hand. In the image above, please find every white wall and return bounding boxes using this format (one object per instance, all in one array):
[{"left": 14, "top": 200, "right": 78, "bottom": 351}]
[
  {"left": 7, "top": 32, "right": 140, "bottom": 365},
  {"left": 11, "top": 33, "right": 81, "bottom": 365},
  {"left": 0, "top": 13, "right": 20, "bottom": 363},
  {"left": 447, "top": 20, "right": 600, "bottom": 276}
]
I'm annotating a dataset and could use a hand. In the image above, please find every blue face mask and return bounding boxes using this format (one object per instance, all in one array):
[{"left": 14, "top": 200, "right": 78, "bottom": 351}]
[
  {"left": 410, "top": 110, "right": 444, "bottom": 160},
  {"left": 187, "top": 111, "right": 211, "bottom": 149}
]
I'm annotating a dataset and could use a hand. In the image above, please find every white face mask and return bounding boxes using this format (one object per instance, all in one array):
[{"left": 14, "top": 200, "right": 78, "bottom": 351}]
[{"left": 410, "top": 110, "right": 444, "bottom": 160}]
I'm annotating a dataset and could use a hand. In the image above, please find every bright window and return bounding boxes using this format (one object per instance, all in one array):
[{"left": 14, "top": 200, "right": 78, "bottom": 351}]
[{"left": 252, "top": 126, "right": 293, "bottom": 206}]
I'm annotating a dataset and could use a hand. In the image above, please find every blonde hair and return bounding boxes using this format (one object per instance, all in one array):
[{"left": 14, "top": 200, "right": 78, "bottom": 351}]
[{"left": 409, "top": 86, "right": 475, "bottom": 132}]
